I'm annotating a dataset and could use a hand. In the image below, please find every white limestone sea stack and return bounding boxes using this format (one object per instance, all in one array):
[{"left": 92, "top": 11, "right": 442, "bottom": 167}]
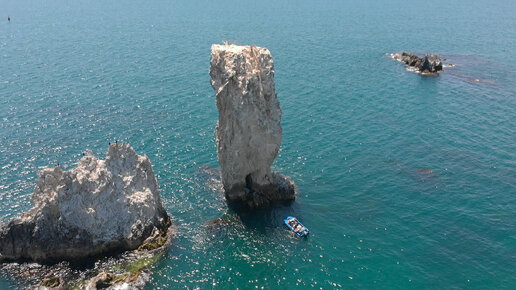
[
  {"left": 210, "top": 44, "right": 295, "bottom": 208},
  {"left": 0, "top": 143, "right": 171, "bottom": 262}
]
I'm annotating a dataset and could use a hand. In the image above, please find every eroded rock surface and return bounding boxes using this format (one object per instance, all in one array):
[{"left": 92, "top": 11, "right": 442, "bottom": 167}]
[
  {"left": 210, "top": 44, "right": 295, "bottom": 207},
  {"left": 392, "top": 52, "right": 443, "bottom": 73},
  {"left": 0, "top": 143, "right": 171, "bottom": 262}
]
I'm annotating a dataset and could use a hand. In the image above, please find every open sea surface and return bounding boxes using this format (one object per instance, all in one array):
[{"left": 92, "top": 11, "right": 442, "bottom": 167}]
[{"left": 1, "top": 0, "right": 515, "bottom": 288}]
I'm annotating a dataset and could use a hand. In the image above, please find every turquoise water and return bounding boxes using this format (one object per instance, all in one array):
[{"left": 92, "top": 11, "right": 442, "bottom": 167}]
[{"left": 1, "top": 0, "right": 515, "bottom": 288}]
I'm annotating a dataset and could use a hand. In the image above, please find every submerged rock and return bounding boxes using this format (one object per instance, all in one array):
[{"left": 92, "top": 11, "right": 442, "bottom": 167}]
[
  {"left": 209, "top": 44, "right": 295, "bottom": 208},
  {"left": 0, "top": 143, "right": 171, "bottom": 263},
  {"left": 416, "top": 168, "right": 435, "bottom": 175},
  {"left": 35, "top": 275, "right": 64, "bottom": 289},
  {"left": 392, "top": 52, "right": 443, "bottom": 73},
  {"left": 196, "top": 165, "right": 224, "bottom": 194}
]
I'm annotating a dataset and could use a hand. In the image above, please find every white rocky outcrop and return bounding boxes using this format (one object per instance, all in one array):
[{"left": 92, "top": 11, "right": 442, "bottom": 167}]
[
  {"left": 210, "top": 44, "right": 295, "bottom": 207},
  {"left": 0, "top": 143, "right": 170, "bottom": 262}
]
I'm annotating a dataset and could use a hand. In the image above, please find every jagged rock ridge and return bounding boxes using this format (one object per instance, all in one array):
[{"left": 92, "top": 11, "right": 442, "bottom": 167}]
[
  {"left": 0, "top": 143, "right": 171, "bottom": 262},
  {"left": 210, "top": 44, "right": 295, "bottom": 207}
]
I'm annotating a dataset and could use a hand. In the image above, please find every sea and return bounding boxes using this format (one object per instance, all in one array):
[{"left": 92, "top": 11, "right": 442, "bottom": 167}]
[{"left": 0, "top": 0, "right": 515, "bottom": 288}]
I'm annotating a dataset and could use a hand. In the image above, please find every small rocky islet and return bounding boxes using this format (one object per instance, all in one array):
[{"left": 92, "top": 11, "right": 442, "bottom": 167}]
[
  {"left": 0, "top": 43, "right": 296, "bottom": 288},
  {"left": 391, "top": 51, "right": 445, "bottom": 74}
]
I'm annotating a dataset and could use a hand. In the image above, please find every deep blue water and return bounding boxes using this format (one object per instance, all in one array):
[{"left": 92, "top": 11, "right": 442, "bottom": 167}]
[{"left": 1, "top": 0, "right": 515, "bottom": 288}]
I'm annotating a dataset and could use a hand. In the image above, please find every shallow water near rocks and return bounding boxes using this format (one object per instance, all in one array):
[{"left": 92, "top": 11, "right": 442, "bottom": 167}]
[{"left": 1, "top": 0, "right": 515, "bottom": 288}]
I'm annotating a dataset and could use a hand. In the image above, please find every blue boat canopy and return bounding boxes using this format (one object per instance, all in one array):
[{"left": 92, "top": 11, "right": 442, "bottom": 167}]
[{"left": 284, "top": 216, "right": 309, "bottom": 237}]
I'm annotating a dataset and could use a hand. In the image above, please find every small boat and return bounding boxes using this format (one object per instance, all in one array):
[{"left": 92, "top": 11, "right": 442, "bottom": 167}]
[{"left": 284, "top": 216, "right": 309, "bottom": 237}]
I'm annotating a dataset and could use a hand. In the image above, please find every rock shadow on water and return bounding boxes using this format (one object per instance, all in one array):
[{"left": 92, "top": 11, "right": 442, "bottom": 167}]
[
  {"left": 203, "top": 204, "right": 305, "bottom": 241},
  {"left": 234, "top": 203, "right": 303, "bottom": 233},
  {"left": 197, "top": 165, "right": 303, "bottom": 238}
]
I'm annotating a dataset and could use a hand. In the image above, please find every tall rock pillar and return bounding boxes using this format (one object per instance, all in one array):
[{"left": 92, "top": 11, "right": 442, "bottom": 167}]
[{"left": 210, "top": 44, "right": 295, "bottom": 207}]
